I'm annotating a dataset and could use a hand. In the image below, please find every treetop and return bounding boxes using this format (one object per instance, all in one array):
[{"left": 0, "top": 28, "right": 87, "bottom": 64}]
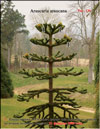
[{"left": 35, "top": 23, "right": 65, "bottom": 35}]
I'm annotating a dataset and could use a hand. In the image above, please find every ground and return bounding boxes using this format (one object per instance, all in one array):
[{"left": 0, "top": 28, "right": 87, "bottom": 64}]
[
  {"left": 1, "top": 67, "right": 96, "bottom": 128},
  {"left": 14, "top": 84, "right": 95, "bottom": 114}
]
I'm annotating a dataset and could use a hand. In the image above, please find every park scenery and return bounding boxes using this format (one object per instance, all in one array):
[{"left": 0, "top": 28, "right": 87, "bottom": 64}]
[{"left": 1, "top": 1, "right": 100, "bottom": 129}]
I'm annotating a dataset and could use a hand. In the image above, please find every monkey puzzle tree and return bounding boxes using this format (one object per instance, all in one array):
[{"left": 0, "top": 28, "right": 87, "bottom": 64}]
[{"left": 14, "top": 23, "right": 87, "bottom": 128}]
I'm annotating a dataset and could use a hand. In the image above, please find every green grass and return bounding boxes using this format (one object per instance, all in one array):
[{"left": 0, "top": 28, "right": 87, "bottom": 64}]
[
  {"left": 1, "top": 66, "right": 96, "bottom": 128},
  {"left": 1, "top": 95, "right": 95, "bottom": 128},
  {"left": 10, "top": 66, "right": 96, "bottom": 108},
  {"left": 10, "top": 72, "right": 46, "bottom": 88},
  {"left": 10, "top": 67, "right": 95, "bottom": 94}
]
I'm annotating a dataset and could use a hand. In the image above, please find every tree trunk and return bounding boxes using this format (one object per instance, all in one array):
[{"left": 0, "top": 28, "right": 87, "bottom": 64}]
[
  {"left": 88, "top": 45, "right": 93, "bottom": 83},
  {"left": 49, "top": 35, "right": 53, "bottom": 128},
  {"left": 88, "top": 5, "right": 96, "bottom": 84},
  {"left": 19, "top": 52, "right": 22, "bottom": 69},
  {"left": 88, "top": 63, "right": 93, "bottom": 83},
  {"left": 14, "top": 34, "right": 19, "bottom": 71}
]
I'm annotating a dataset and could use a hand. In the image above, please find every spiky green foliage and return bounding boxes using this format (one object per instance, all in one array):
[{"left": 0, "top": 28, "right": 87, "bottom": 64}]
[
  {"left": 1, "top": 56, "right": 14, "bottom": 98},
  {"left": 30, "top": 35, "right": 72, "bottom": 47},
  {"left": 23, "top": 52, "right": 76, "bottom": 62},
  {"left": 14, "top": 23, "right": 87, "bottom": 128},
  {"left": 14, "top": 87, "right": 87, "bottom": 128},
  {"left": 19, "top": 67, "right": 83, "bottom": 80},
  {"left": 35, "top": 23, "right": 65, "bottom": 35}
]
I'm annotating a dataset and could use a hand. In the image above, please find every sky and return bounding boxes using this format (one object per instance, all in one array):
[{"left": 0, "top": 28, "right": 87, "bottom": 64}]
[
  {"left": 13, "top": 1, "right": 77, "bottom": 35},
  {"left": 12, "top": 1, "right": 99, "bottom": 37}
]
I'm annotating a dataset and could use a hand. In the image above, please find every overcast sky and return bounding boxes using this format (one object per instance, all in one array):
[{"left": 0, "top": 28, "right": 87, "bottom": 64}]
[
  {"left": 13, "top": 1, "right": 77, "bottom": 35},
  {"left": 12, "top": 1, "right": 99, "bottom": 37}
]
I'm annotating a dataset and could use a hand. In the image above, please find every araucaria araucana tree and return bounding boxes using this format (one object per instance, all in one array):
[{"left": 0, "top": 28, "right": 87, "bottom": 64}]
[{"left": 14, "top": 23, "right": 87, "bottom": 128}]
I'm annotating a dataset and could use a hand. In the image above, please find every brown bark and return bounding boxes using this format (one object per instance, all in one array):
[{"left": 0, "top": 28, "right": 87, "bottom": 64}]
[
  {"left": 88, "top": 44, "right": 93, "bottom": 83},
  {"left": 7, "top": 41, "right": 13, "bottom": 70},
  {"left": 19, "top": 51, "right": 22, "bottom": 69},
  {"left": 48, "top": 35, "right": 53, "bottom": 128},
  {"left": 88, "top": 4, "right": 96, "bottom": 83}
]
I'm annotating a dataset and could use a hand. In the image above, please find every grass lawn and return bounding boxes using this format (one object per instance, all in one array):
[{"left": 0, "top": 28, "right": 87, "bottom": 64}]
[
  {"left": 1, "top": 66, "right": 96, "bottom": 128},
  {"left": 10, "top": 66, "right": 95, "bottom": 94},
  {"left": 10, "top": 72, "right": 46, "bottom": 88},
  {"left": 10, "top": 66, "right": 96, "bottom": 108},
  {"left": 1, "top": 95, "right": 95, "bottom": 128}
]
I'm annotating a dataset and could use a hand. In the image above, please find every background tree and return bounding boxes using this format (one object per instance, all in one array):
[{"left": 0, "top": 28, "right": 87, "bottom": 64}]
[
  {"left": 14, "top": 23, "right": 87, "bottom": 128},
  {"left": 91, "top": 1, "right": 99, "bottom": 127},
  {"left": 13, "top": 30, "right": 29, "bottom": 71},
  {"left": 30, "top": 7, "right": 60, "bottom": 25},
  {"left": 94, "top": 31, "right": 99, "bottom": 128},
  {"left": 91, "top": 1, "right": 100, "bottom": 16},
  {"left": 1, "top": 1, "right": 27, "bottom": 69},
  {"left": 65, "top": 1, "right": 99, "bottom": 83},
  {"left": 1, "top": 55, "right": 14, "bottom": 98}
]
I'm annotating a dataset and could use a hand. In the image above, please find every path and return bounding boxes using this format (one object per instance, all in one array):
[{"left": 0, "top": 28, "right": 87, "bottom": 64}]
[
  {"left": 14, "top": 83, "right": 45, "bottom": 95},
  {"left": 14, "top": 84, "right": 95, "bottom": 114}
]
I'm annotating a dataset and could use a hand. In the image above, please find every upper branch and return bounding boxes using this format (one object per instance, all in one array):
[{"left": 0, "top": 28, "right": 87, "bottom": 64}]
[
  {"left": 19, "top": 68, "right": 58, "bottom": 80},
  {"left": 24, "top": 52, "right": 76, "bottom": 63},
  {"left": 52, "top": 52, "right": 76, "bottom": 62},
  {"left": 17, "top": 87, "right": 87, "bottom": 102},
  {"left": 30, "top": 35, "right": 72, "bottom": 48},
  {"left": 35, "top": 23, "right": 65, "bottom": 35},
  {"left": 54, "top": 68, "right": 84, "bottom": 77},
  {"left": 30, "top": 38, "right": 49, "bottom": 47},
  {"left": 52, "top": 35, "right": 72, "bottom": 47},
  {"left": 19, "top": 67, "right": 84, "bottom": 80}
]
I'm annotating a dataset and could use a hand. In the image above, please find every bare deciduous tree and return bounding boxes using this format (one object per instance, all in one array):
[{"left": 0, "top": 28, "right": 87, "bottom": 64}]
[{"left": 65, "top": 1, "right": 99, "bottom": 83}]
